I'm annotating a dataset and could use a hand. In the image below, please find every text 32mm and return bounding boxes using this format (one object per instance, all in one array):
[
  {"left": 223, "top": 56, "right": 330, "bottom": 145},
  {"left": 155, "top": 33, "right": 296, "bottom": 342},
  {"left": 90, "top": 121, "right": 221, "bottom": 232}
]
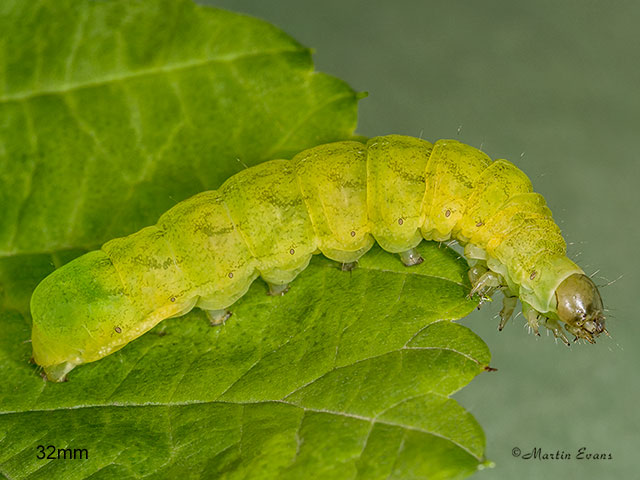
[{"left": 36, "top": 445, "right": 88, "bottom": 460}]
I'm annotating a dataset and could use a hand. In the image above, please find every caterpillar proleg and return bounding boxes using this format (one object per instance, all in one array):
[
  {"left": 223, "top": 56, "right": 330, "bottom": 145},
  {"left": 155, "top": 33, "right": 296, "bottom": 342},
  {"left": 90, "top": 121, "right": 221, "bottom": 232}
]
[{"left": 30, "top": 135, "right": 606, "bottom": 381}]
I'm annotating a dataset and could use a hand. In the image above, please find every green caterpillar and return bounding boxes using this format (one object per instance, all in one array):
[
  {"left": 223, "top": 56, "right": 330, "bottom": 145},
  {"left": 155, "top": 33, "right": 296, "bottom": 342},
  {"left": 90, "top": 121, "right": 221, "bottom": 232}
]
[{"left": 30, "top": 135, "right": 606, "bottom": 382}]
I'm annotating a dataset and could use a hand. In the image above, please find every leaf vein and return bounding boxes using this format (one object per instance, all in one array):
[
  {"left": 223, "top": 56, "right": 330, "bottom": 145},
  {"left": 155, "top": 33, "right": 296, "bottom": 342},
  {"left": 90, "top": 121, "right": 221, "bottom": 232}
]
[{"left": 0, "top": 48, "right": 306, "bottom": 103}]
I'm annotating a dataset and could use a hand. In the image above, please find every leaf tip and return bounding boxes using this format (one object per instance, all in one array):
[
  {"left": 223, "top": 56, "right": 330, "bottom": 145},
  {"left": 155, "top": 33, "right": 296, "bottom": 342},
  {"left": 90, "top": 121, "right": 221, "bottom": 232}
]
[{"left": 478, "top": 459, "right": 496, "bottom": 470}]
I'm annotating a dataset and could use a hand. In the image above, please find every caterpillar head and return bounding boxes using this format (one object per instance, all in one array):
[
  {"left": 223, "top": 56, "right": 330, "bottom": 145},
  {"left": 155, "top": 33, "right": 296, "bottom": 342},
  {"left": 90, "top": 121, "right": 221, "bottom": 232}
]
[{"left": 555, "top": 273, "right": 606, "bottom": 343}]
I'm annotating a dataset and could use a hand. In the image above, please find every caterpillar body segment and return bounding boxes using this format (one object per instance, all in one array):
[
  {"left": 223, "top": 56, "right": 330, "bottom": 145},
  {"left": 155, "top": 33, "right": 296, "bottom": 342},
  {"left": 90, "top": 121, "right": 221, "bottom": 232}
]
[
  {"left": 30, "top": 135, "right": 605, "bottom": 381},
  {"left": 421, "top": 139, "right": 492, "bottom": 242}
]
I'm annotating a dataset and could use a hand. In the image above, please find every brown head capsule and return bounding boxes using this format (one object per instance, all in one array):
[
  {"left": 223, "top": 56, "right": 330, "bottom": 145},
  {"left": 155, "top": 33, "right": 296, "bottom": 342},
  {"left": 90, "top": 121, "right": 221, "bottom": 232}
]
[{"left": 555, "top": 274, "right": 606, "bottom": 343}]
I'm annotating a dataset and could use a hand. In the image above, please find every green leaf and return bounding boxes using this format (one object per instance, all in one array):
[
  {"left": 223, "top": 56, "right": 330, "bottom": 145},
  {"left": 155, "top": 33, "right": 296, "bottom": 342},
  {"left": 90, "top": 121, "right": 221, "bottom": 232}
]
[
  {"left": 0, "top": 1, "right": 490, "bottom": 478},
  {"left": 0, "top": 0, "right": 358, "bottom": 257}
]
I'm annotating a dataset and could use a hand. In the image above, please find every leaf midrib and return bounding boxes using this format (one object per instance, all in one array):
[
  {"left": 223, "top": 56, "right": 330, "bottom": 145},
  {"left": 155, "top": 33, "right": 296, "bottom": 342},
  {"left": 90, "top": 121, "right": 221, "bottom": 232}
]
[
  {"left": 0, "top": 47, "right": 306, "bottom": 103},
  {"left": 0, "top": 344, "right": 484, "bottom": 415},
  {"left": 0, "top": 394, "right": 481, "bottom": 461}
]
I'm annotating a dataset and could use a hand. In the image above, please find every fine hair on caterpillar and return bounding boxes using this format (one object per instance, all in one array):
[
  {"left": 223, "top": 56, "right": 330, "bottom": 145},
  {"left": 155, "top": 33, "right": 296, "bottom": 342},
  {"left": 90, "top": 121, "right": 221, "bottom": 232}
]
[{"left": 30, "top": 135, "right": 606, "bottom": 382}]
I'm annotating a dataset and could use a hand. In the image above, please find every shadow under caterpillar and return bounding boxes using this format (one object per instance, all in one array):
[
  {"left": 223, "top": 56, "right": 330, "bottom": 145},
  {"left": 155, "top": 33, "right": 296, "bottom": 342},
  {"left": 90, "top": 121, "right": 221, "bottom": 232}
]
[{"left": 30, "top": 135, "right": 606, "bottom": 381}]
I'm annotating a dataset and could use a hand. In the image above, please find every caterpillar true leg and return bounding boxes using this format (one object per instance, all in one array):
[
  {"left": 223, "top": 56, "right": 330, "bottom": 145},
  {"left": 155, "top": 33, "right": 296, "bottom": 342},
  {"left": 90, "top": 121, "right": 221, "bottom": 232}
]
[
  {"left": 498, "top": 294, "right": 518, "bottom": 330},
  {"left": 543, "top": 318, "right": 571, "bottom": 346},
  {"left": 398, "top": 248, "right": 424, "bottom": 266},
  {"left": 522, "top": 303, "right": 542, "bottom": 337},
  {"left": 206, "top": 309, "right": 232, "bottom": 326},
  {"left": 267, "top": 283, "right": 290, "bottom": 296}
]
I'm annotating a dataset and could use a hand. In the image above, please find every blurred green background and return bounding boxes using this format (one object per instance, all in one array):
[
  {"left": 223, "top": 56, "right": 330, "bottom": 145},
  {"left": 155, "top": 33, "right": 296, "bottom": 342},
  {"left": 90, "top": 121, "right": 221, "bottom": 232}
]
[{"left": 201, "top": 1, "right": 638, "bottom": 479}]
